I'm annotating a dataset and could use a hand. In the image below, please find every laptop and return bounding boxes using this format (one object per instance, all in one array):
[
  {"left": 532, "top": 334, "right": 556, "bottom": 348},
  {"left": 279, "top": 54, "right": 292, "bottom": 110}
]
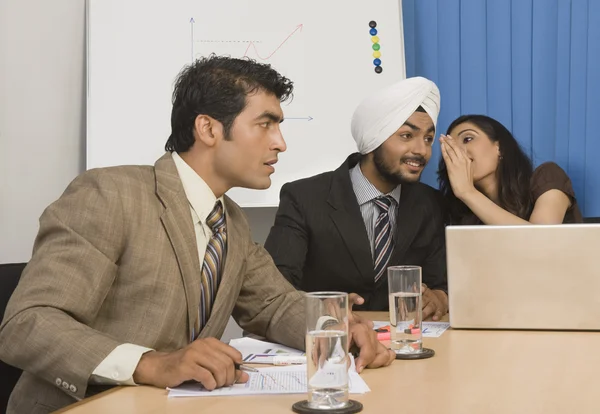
[{"left": 446, "top": 224, "right": 600, "bottom": 330}]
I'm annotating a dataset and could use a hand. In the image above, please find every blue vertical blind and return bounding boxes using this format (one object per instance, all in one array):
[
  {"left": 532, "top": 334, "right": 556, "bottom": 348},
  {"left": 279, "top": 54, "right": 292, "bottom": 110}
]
[{"left": 403, "top": 0, "right": 600, "bottom": 216}]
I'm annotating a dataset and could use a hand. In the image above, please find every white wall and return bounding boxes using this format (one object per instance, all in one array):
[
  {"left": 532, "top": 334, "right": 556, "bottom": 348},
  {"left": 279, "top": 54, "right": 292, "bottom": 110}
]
[
  {"left": 0, "top": 0, "right": 86, "bottom": 263},
  {"left": 0, "top": 0, "right": 279, "bottom": 341},
  {"left": 0, "top": 0, "right": 278, "bottom": 260}
]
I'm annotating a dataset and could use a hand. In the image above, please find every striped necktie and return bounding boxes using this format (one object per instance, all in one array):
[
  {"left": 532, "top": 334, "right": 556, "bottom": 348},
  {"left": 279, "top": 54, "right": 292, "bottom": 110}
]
[
  {"left": 195, "top": 200, "right": 227, "bottom": 338},
  {"left": 373, "top": 195, "right": 394, "bottom": 283}
]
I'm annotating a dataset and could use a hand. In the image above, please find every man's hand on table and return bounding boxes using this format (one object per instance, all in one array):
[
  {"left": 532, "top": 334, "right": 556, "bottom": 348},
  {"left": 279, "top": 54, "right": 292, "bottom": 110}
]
[
  {"left": 421, "top": 285, "right": 448, "bottom": 321},
  {"left": 133, "top": 337, "right": 249, "bottom": 390},
  {"left": 348, "top": 293, "right": 395, "bottom": 372}
]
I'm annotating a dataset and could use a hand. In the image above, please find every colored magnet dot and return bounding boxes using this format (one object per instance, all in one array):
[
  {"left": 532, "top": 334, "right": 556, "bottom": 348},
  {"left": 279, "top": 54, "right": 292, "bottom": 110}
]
[{"left": 369, "top": 21, "right": 381, "bottom": 74}]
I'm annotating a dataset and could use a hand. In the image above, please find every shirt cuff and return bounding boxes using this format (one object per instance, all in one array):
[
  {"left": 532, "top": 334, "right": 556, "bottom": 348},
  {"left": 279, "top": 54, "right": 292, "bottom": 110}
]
[{"left": 90, "top": 343, "right": 153, "bottom": 386}]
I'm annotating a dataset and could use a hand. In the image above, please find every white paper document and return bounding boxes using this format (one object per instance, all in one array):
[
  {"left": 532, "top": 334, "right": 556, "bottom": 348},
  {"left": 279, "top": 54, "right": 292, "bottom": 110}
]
[
  {"left": 229, "top": 337, "right": 306, "bottom": 364},
  {"left": 421, "top": 322, "right": 451, "bottom": 337},
  {"left": 167, "top": 363, "right": 370, "bottom": 398},
  {"left": 373, "top": 320, "right": 450, "bottom": 338}
]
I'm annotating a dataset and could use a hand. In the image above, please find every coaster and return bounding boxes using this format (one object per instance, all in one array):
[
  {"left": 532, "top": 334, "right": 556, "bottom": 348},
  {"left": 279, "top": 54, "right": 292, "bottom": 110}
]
[
  {"left": 394, "top": 347, "right": 435, "bottom": 360},
  {"left": 292, "top": 400, "right": 363, "bottom": 413}
]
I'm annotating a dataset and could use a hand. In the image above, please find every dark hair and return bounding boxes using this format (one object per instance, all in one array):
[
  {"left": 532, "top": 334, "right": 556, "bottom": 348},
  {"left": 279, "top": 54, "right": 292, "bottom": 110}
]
[
  {"left": 437, "top": 115, "right": 533, "bottom": 224},
  {"left": 165, "top": 54, "right": 294, "bottom": 152}
]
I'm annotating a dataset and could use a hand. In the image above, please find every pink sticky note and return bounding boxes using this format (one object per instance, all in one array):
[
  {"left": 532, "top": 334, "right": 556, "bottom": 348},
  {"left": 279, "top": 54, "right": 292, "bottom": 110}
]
[{"left": 377, "top": 332, "right": 391, "bottom": 341}]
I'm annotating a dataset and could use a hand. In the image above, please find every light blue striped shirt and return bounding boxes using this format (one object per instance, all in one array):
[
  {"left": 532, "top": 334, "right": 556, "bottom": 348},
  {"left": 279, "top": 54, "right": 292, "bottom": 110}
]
[{"left": 349, "top": 163, "right": 401, "bottom": 259}]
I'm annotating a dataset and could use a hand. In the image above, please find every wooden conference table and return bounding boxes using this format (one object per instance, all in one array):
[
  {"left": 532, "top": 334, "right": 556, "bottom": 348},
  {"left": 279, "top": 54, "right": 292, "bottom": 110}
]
[{"left": 56, "top": 312, "right": 600, "bottom": 414}]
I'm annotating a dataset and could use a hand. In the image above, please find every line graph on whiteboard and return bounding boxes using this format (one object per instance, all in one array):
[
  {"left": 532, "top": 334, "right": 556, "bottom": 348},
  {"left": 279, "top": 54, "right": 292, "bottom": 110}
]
[
  {"left": 189, "top": 18, "right": 303, "bottom": 62},
  {"left": 188, "top": 18, "right": 311, "bottom": 122}
]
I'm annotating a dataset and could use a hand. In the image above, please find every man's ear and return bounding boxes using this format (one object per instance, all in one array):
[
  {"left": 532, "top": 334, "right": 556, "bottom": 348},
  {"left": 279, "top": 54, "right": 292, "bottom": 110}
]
[{"left": 194, "top": 115, "right": 224, "bottom": 147}]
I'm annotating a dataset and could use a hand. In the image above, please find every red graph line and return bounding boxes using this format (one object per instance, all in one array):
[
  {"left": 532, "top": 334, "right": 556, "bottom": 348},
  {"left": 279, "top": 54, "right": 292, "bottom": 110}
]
[{"left": 243, "top": 24, "right": 303, "bottom": 60}]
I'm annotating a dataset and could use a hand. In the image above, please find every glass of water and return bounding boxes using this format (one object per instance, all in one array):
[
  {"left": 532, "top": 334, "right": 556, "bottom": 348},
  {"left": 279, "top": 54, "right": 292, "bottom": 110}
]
[
  {"left": 305, "top": 292, "right": 349, "bottom": 410},
  {"left": 388, "top": 266, "right": 423, "bottom": 354}
]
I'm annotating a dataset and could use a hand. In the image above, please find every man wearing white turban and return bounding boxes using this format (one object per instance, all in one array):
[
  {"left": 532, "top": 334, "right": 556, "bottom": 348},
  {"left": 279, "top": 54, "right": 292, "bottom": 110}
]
[
  {"left": 265, "top": 77, "right": 448, "bottom": 318},
  {"left": 351, "top": 76, "right": 441, "bottom": 156}
]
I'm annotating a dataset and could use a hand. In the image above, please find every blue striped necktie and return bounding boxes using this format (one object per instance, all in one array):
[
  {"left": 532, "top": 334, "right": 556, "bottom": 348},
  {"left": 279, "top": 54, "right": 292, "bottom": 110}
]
[
  {"left": 373, "top": 196, "right": 394, "bottom": 283},
  {"left": 195, "top": 200, "right": 227, "bottom": 338}
]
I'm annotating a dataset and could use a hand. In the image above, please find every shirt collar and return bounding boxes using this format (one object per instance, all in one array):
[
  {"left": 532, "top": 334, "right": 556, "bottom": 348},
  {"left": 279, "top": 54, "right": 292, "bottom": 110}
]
[
  {"left": 349, "top": 163, "right": 401, "bottom": 206},
  {"left": 171, "top": 152, "right": 224, "bottom": 224}
]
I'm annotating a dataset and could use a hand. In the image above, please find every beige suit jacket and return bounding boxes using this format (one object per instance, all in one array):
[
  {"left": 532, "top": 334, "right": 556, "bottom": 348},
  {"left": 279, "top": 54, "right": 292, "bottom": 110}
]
[{"left": 0, "top": 154, "right": 305, "bottom": 414}]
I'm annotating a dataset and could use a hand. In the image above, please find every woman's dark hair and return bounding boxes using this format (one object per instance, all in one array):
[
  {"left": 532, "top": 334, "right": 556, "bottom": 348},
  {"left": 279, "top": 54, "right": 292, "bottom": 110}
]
[
  {"left": 437, "top": 115, "right": 533, "bottom": 224},
  {"left": 165, "top": 54, "right": 294, "bottom": 152}
]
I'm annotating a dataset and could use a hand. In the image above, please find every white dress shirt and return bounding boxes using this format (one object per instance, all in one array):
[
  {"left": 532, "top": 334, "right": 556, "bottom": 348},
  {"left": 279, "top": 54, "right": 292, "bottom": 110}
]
[{"left": 90, "top": 152, "right": 223, "bottom": 385}]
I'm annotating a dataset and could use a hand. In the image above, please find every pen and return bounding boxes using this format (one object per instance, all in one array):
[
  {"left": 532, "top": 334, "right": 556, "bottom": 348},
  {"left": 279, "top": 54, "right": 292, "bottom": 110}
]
[{"left": 234, "top": 363, "right": 259, "bottom": 373}]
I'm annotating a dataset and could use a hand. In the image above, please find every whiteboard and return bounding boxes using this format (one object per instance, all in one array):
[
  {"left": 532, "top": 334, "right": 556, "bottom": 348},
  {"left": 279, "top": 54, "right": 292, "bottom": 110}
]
[{"left": 87, "top": 0, "right": 406, "bottom": 206}]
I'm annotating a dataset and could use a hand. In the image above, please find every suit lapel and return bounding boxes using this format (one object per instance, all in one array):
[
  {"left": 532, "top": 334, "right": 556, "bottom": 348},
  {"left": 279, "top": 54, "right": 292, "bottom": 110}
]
[
  {"left": 155, "top": 153, "right": 201, "bottom": 342},
  {"left": 328, "top": 154, "right": 375, "bottom": 283},
  {"left": 392, "top": 184, "right": 421, "bottom": 259}
]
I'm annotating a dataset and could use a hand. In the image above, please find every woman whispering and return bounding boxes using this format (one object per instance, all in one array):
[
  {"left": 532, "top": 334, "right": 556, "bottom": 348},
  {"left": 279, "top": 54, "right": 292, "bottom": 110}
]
[{"left": 437, "top": 114, "right": 583, "bottom": 225}]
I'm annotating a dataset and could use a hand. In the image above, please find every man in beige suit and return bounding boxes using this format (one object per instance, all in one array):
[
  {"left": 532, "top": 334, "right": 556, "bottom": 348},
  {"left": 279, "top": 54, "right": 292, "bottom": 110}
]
[{"left": 0, "top": 55, "right": 394, "bottom": 413}]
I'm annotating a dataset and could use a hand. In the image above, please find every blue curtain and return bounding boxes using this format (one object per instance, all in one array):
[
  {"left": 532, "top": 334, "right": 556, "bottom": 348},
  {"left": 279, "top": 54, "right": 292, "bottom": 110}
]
[{"left": 403, "top": 0, "right": 600, "bottom": 217}]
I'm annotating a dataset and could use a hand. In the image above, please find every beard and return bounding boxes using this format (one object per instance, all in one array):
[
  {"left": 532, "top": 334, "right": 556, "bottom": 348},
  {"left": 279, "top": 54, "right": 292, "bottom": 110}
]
[{"left": 372, "top": 146, "right": 426, "bottom": 185}]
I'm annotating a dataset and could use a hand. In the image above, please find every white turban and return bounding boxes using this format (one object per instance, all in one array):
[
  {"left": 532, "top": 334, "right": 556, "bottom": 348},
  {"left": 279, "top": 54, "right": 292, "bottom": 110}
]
[{"left": 351, "top": 77, "right": 441, "bottom": 154}]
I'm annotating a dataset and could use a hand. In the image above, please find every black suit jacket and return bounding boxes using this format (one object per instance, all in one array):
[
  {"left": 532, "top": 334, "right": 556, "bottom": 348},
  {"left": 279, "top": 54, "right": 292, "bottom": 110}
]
[{"left": 264, "top": 153, "right": 447, "bottom": 311}]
